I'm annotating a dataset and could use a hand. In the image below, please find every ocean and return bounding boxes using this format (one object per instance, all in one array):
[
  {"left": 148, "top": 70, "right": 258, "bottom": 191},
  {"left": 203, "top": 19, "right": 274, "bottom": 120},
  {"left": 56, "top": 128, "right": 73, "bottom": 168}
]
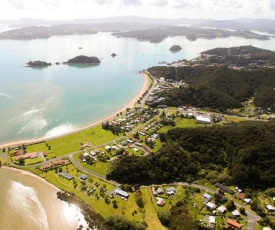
[{"left": 1, "top": 32, "right": 275, "bottom": 145}]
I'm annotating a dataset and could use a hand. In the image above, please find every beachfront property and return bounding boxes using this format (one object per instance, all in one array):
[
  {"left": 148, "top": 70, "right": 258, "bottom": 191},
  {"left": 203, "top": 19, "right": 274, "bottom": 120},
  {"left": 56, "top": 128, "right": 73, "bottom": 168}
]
[
  {"left": 15, "top": 152, "right": 38, "bottom": 160},
  {"left": 59, "top": 172, "right": 74, "bottom": 180}
]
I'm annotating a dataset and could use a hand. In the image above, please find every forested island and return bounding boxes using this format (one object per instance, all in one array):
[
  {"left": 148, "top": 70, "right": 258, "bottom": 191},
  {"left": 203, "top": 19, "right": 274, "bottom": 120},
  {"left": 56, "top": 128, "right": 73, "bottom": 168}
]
[
  {"left": 26, "top": 60, "right": 51, "bottom": 67},
  {"left": 65, "top": 55, "right": 100, "bottom": 65},
  {"left": 112, "top": 26, "right": 269, "bottom": 43},
  {"left": 169, "top": 45, "right": 182, "bottom": 52},
  {"left": 0, "top": 23, "right": 269, "bottom": 41}
]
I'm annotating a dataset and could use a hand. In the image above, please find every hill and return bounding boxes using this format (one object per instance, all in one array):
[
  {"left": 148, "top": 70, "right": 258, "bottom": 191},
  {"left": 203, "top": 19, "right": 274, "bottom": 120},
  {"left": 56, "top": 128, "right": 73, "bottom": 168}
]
[
  {"left": 107, "top": 120, "right": 275, "bottom": 189},
  {"left": 147, "top": 65, "right": 275, "bottom": 112}
]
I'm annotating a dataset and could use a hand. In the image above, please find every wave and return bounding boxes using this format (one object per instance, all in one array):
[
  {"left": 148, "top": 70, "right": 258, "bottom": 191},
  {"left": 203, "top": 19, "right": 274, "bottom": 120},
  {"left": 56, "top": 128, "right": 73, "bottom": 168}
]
[
  {"left": 7, "top": 181, "right": 49, "bottom": 230},
  {"left": 0, "top": 92, "right": 16, "bottom": 100},
  {"left": 17, "top": 116, "right": 47, "bottom": 134},
  {"left": 45, "top": 122, "right": 76, "bottom": 138}
]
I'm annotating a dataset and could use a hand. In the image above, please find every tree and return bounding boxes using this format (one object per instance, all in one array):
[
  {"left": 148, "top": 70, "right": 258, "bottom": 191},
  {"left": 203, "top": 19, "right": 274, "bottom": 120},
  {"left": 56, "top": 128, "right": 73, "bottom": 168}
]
[
  {"left": 225, "top": 200, "right": 235, "bottom": 211},
  {"left": 239, "top": 207, "right": 246, "bottom": 215}
]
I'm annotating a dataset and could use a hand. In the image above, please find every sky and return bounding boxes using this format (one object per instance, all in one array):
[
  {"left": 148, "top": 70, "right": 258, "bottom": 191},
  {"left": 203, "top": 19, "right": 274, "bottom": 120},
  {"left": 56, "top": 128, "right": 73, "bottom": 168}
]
[{"left": 1, "top": 0, "right": 275, "bottom": 20}]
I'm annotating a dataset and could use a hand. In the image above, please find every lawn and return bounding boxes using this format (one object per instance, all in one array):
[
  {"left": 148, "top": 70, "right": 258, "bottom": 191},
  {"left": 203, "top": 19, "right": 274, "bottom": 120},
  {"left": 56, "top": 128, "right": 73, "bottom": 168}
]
[
  {"left": 0, "top": 157, "right": 8, "bottom": 165},
  {"left": 224, "top": 116, "right": 248, "bottom": 123},
  {"left": 140, "top": 187, "right": 168, "bottom": 230},
  {"left": 30, "top": 126, "right": 119, "bottom": 156}
]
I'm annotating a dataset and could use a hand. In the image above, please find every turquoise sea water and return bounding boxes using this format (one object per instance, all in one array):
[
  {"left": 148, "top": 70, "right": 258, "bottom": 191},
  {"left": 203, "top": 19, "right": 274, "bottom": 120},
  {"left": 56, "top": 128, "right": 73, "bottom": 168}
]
[{"left": 1, "top": 32, "right": 275, "bottom": 145}]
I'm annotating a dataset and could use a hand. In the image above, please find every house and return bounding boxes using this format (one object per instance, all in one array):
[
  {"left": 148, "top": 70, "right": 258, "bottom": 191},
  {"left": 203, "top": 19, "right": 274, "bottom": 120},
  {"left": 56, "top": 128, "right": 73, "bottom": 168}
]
[
  {"left": 217, "top": 206, "right": 227, "bottom": 214},
  {"left": 42, "top": 163, "right": 52, "bottom": 170},
  {"left": 266, "top": 204, "right": 275, "bottom": 212},
  {"left": 232, "top": 210, "right": 241, "bottom": 217},
  {"left": 166, "top": 187, "right": 176, "bottom": 195},
  {"left": 157, "top": 197, "right": 165, "bottom": 207},
  {"left": 215, "top": 183, "right": 234, "bottom": 195},
  {"left": 244, "top": 198, "right": 252, "bottom": 204},
  {"left": 195, "top": 115, "right": 211, "bottom": 124},
  {"left": 79, "top": 154, "right": 86, "bottom": 162},
  {"left": 206, "top": 202, "right": 216, "bottom": 211},
  {"left": 105, "top": 145, "right": 111, "bottom": 151},
  {"left": 80, "top": 174, "right": 87, "bottom": 180},
  {"left": 114, "top": 188, "right": 129, "bottom": 198},
  {"left": 54, "top": 160, "right": 66, "bottom": 165},
  {"left": 238, "top": 193, "right": 246, "bottom": 200},
  {"left": 156, "top": 188, "right": 164, "bottom": 195},
  {"left": 59, "top": 172, "right": 74, "bottom": 180},
  {"left": 226, "top": 219, "right": 242, "bottom": 229},
  {"left": 209, "top": 216, "right": 216, "bottom": 224},
  {"left": 89, "top": 151, "right": 97, "bottom": 156},
  {"left": 203, "top": 193, "right": 212, "bottom": 200}
]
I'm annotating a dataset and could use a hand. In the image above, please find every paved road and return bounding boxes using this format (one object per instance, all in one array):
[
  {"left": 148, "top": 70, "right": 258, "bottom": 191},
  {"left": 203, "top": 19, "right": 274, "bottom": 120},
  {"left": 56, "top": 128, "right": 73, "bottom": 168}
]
[{"left": 176, "top": 182, "right": 258, "bottom": 230}]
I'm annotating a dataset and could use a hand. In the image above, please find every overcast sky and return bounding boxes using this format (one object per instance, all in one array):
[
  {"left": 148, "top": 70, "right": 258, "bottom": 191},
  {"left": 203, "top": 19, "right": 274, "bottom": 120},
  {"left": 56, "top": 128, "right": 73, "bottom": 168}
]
[{"left": 1, "top": 0, "right": 275, "bottom": 20}]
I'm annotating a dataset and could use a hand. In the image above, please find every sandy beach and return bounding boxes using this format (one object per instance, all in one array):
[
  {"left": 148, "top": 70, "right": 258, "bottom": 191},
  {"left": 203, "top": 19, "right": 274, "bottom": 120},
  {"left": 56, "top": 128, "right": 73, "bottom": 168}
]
[
  {"left": 0, "top": 166, "right": 86, "bottom": 230},
  {"left": 1, "top": 166, "right": 60, "bottom": 192},
  {"left": 0, "top": 72, "right": 150, "bottom": 148}
]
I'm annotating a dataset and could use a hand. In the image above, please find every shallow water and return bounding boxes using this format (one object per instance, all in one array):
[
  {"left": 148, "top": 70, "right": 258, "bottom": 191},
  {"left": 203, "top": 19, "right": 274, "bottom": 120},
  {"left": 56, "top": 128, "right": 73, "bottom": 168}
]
[{"left": 1, "top": 32, "right": 275, "bottom": 144}]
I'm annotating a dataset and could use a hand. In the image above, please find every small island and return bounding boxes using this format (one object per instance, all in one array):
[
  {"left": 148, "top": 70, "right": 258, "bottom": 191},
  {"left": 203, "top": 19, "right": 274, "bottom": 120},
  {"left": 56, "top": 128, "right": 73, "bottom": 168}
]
[
  {"left": 65, "top": 55, "right": 101, "bottom": 65},
  {"left": 26, "top": 61, "right": 51, "bottom": 67},
  {"left": 111, "top": 53, "right": 117, "bottom": 57},
  {"left": 169, "top": 45, "right": 182, "bottom": 52}
]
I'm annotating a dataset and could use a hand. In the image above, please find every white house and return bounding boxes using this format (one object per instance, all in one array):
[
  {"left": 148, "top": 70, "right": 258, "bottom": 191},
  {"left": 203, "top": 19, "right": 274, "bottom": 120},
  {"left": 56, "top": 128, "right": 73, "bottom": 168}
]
[
  {"left": 217, "top": 206, "right": 227, "bottom": 214},
  {"left": 206, "top": 202, "right": 216, "bottom": 211}
]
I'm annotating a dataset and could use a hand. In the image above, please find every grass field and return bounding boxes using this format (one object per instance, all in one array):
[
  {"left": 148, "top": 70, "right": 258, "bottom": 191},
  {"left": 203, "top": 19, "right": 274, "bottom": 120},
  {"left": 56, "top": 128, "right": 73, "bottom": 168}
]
[
  {"left": 0, "top": 157, "right": 8, "bottom": 165},
  {"left": 27, "top": 126, "right": 119, "bottom": 157}
]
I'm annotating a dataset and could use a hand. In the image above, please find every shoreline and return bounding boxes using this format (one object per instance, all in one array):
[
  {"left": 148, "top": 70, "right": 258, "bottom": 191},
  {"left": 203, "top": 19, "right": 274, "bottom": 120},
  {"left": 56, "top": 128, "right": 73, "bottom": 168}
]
[
  {"left": 1, "top": 166, "right": 61, "bottom": 192},
  {"left": 0, "top": 72, "right": 150, "bottom": 148}
]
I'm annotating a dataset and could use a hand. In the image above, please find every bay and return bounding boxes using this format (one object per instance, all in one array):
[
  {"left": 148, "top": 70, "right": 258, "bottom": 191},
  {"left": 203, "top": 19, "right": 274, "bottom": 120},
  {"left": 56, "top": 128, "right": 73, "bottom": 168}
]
[{"left": 0, "top": 32, "right": 275, "bottom": 145}]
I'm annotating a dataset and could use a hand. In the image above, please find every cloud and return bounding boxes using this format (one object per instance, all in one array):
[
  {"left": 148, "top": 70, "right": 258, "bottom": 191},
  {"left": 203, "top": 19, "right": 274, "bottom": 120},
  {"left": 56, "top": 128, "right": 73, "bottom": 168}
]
[
  {"left": 123, "top": 0, "right": 141, "bottom": 6},
  {"left": 94, "top": 0, "right": 110, "bottom": 5},
  {"left": 142, "top": 0, "right": 168, "bottom": 6},
  {"left": 0, "top": 0, "right": 275, "bottom": 20}
]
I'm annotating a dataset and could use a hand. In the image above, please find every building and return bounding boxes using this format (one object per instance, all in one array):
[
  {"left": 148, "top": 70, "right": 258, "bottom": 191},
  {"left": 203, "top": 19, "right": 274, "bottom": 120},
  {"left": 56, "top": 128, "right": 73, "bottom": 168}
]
[
  {"left": 206, "top": 202, "right": 216, "bottom": 211},
  {"left": 215, "top": 183, "right": 234, "bottom": 195},
  {"left": 203, "top": 193, "right": 212, "bottom": 200},
  {"left": 217, "top": 206, "right": 227, "bottom": 214},
  {"left": 114, "top": 188, "right": 129, "bottom": 198},
  {"left": 232, "top": 210, "right": 241, "bottom": 217},
  {"left": 166, "top": 187, "right": 176, "bottom": 195},
  {"left": 156, "top": 188, "right": 164, "bottom": 195},
  {"left": 157, "top": 197, "right": 165, "bottom": 207},
  {"left": 195, "top": 115, "right": 211, "bottom": 124},
  {"left": 226, "top": 219, "right": 242, "bottom": 229},
  {"left": 209, "top": 216, "right": 216, "bottom": 224},
  {"left": 266, "top": 204, "right": 275, "bottom": 212},
  {"left": 80, "top": 174, "right": 87, "bottom": 180}
]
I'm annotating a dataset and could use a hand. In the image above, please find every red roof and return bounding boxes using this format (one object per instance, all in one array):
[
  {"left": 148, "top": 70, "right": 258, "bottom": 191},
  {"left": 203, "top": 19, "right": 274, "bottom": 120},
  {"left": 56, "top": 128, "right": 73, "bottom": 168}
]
[
  {"left": 227, "top": 219, "right": 242, "bottom": 229},
  {"left": 238, "top": 193, "right": 246, "bottom": 200},
  {"left": 42, "top": 163, "right": 52, "bottom": 169},
  {"left": 54, "top": 160, "right": 66, "bottom": 165}
]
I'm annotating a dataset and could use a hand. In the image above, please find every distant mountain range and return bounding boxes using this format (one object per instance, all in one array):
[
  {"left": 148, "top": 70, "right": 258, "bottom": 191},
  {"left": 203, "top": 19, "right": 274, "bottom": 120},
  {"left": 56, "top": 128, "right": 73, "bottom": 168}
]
[{"left": 1, "top": 16, "right": 275, "bottom": 34}]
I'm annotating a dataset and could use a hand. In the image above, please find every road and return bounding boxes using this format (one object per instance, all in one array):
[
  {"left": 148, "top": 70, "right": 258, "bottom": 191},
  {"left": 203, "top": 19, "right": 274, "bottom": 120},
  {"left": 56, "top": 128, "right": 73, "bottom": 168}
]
[{"left": 0, "top": 73, "right": 259, "bottom": 229}]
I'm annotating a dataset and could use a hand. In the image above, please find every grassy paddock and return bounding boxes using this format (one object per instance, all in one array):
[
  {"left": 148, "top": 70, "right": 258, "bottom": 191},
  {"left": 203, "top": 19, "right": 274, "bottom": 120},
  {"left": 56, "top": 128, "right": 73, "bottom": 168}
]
[{"left": 28, "top": 126, "right": 119, "bottom": 156}]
